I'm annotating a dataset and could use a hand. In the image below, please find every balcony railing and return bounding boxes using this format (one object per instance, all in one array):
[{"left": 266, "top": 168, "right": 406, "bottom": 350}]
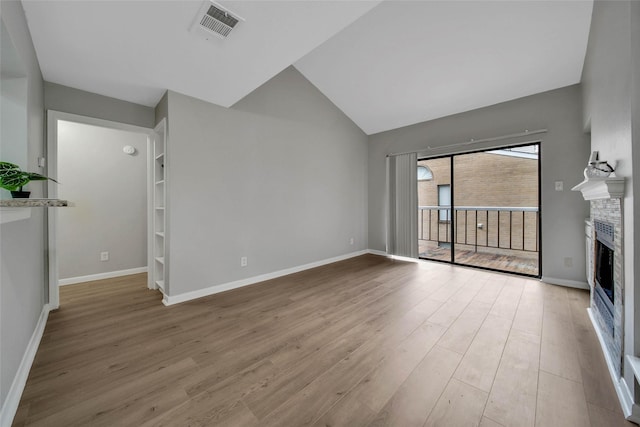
[{"left": 418, "top": 206, "right": 539, "bottom": 253}]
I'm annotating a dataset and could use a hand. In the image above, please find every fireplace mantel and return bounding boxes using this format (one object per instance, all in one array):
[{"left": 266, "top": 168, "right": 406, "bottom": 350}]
[{"left": 571, "top": 175, "right": 625, "bottom": 200}]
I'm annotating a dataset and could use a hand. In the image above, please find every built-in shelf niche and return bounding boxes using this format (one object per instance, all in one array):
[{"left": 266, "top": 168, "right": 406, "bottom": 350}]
[{"left": 151, "top": 120, "right": 167, "bottom": 296}]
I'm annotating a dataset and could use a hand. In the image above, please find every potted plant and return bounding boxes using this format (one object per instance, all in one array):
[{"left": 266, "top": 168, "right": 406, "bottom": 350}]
[{"left": 0, "top": 161, "right": 57, "bottom": 198}]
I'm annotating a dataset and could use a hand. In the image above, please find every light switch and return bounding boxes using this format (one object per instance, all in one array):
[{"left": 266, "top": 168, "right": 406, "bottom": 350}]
[{"left": 555, "top": 181, "right": 564, "bottom": 191}]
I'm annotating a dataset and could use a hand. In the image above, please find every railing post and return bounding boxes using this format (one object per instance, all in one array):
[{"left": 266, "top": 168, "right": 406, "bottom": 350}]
[
  {"left": 464, "top": 210, "right": 468, "bottom": 245},
  {"left": 535, "top": 211, "right": 540, "bottom": 252},
  {"left": 509, "top": 210, "right": 513, "bottom": 250},
  {"left": 522, "top": 211, "right": 525, "bottom": 251},
  {"left": 474, "top": 210, "right": 478, "bottom": 253},
  {"left": 497, "top": 210, "right": 501, "bottom": 249},
  {"left": 445, "top": 209, "right": 448, "bottom": 243},
  {"left": 485, "top": 210, "right": 488, "bottom": 248}
]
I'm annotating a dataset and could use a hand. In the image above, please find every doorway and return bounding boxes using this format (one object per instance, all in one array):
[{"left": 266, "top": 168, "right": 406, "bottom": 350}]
[
  {"left": 46, "top": 111, "right": 157, "bottom": 308},
  {"left": 418, "top": 143, "right": 540, "bottom": 277}
]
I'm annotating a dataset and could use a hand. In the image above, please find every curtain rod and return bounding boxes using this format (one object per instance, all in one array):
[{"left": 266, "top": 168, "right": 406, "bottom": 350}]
[{"left": 386, "top": 129, "right": 548, "bottom": 158}]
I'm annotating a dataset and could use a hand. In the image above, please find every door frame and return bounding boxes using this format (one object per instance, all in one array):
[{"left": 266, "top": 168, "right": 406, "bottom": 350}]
[
  {"left": 418, "top": 141, "right": 542, "bottom": 278},
  {"left": 46, "top": 110, "right": 156, "bottom": 309}
]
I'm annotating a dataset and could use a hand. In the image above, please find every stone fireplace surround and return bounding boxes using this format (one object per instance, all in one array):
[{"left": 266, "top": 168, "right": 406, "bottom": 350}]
[{"left": 589, "top": 198, "right": 623, "bottom": 377}]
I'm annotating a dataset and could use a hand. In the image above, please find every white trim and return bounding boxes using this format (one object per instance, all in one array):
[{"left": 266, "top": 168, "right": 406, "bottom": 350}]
[
  {"left": 162, "top": 250, "right": 368, "bottom": 306},
  {"left": 149, "top": 119, "right": 167, "bottom": 293},
  {"left": 540, "top": 276, "right": 589, "bottom": 290},
  {"left": 147, "top": 128, "right": 154, "bottom": 291},
  {"left": 571, "top": 175, "right": 625, "bottom": 200},
  {"left": 47, "top": 111, "right": 154, "bottom": 136},
  {"left": 587, "top": 308, "right": 640, "bottom": 423},
  {"left": 58, "top": 267, "right": 148, "bottom": 286},
  {"left": 367, "top": 249, "right": 388, "bottom": 257},
  {"left": 388, "top": 254, "right": 421, "bottom": 263},
  {"left": 46, "top": 110, "right": 154, "bottom": 309},
  {"left": 0, "top": 305, "right": 50, "bottom": 427},
  {"left": 47, "top": 111, "right": 60, "bottom": 308}
]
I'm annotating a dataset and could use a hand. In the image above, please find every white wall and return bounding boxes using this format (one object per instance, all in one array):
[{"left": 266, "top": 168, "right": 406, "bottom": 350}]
[
  {"left": 57, "top": 121, "right": 148, "bottom": 280},
  {"left": 0, "top": 0, "right": 46, "bottom": 412},
  {"left": 158, "top": 66, "right": 368, "bottom": 297},
  {"left": 368, "top": 84, "right": 590, "bottom": 285},
  {"left": 45, "top": 82, "right": 155, "bottom": 129},
  {"left": 582, "top": 0, "right": 639, "bottom": 410}
]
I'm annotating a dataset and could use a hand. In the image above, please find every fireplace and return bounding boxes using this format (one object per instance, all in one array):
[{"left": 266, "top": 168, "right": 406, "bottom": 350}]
[
  {"left": 572, "top": 162, "right": 633, "bottom": 420},
  {"left": 593, "top": 219, "right": 615, "bottom": 336},
  {"left": 588, "top": 199, "right": 623, "bottom": 377}
]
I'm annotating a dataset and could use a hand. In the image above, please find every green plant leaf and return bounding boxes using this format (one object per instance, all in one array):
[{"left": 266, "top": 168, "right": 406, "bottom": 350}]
[
  {"left": 23, "top": 172, "right": 58, "bottom": 183},
  {"left": 0, "top": 161, "right": 20, "bottom": 171},
  {"left": 0, "top": 162, "right": 20, "bottom": 178},
  {"left": 0, "top": 161, "right": 58, "bottom": 191},
  {"left": 0, "top": 174, "right": 30, "bottom": 191}
]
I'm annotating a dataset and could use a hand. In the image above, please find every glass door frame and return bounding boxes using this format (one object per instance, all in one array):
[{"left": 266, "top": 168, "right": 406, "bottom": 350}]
[{"left": 418, "top": 141, "right": 542, "bottom": 278}]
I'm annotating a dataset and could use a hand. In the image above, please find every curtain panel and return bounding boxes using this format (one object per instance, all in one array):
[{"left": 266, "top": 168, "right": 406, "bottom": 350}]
[{"left": 386, "top": 152, "right": 418, "bottom": 258}]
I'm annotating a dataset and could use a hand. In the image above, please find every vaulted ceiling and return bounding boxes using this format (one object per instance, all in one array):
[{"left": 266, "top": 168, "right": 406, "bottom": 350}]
[{"left": 21, "top": 0, "right": 593, "bottom": 135}]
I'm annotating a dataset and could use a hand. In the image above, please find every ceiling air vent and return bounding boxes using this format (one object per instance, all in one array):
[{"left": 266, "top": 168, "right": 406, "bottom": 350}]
[{"left": 190, "top": 1, "right": 244, "bottom": 40}]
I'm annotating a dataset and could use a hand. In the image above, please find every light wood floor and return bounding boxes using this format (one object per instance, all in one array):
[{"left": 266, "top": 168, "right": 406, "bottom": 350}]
[{"left": 13, "top": 255, "right": 632, "bottom": 426}]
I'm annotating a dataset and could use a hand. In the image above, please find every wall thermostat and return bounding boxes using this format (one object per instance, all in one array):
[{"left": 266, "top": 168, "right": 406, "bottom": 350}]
[{"left": 123, "top": 145, "right": 136, "bottom": 155}]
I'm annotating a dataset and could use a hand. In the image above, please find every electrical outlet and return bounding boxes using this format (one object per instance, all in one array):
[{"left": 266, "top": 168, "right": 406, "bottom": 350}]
[
  {"left": 349, "top": 237, "right": 354, "bottom": 245},
  {"left": 555, "top": 181, "right": 564, "bottom": 191},
  {"left": 100, "top": 251, "right": 109, "bottom": 261},
  {"left": 240, "top": 256, "right": 248, "bottom": 267},
  {"left": 564, "top": 257, "right": 573, "bottom": 267}
]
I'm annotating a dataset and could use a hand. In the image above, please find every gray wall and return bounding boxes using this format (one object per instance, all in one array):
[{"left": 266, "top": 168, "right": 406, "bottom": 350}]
[
  {"left": 57, "top": 121, "right": 148, "bottom": 280},
  {"left": 582, "top": 0, "right": 639, "bottom": 405},
  {"left": 163, "top": 67, "right": 368, "bottom": 296},
  {"left": 44, "top": 82, "right": 155, "bottom": 129},
  {"left": 155, "top": 91, "right": 168, "bottom": 126},
  {"left": 368, "top": 85, "right": 590, "bottom": 284},
  {"left": 0, "top": 76, "right": 28, "bottom": 172},
  {"left": 0, "top": 0, "right": 46, "bottom": 409}
]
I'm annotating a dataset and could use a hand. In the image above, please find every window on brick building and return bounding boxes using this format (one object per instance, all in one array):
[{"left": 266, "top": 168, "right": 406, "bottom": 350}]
[
  {"left": 438, "top": 184, "right": 451, "bottom": 222},
  {"left": 417, "top": 165, "right": 433, "bottom": 181}
]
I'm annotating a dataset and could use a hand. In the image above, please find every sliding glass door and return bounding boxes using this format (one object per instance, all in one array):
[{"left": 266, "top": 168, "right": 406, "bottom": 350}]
[{"left": 418, "top": 143, "right": 540, "bottom": 277}]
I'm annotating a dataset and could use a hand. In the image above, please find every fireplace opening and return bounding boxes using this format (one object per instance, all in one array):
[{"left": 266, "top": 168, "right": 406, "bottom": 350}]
[
  {"left": 595, "top": 238, "right": 614, "bottom": 303},
  {"left": 594, "top": 219, "right": 615, "bottom": 305},
  {"left": 593, "top": 219, "right": 615, "bottom": 338}
]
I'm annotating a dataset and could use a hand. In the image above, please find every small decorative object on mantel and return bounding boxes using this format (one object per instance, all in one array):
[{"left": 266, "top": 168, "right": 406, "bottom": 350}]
[
  {"left": 0, "top": 161, "right": 58, "bottom": 198},
  {"left": 585, "top": 151, "right": 616, "bottom": 178}
]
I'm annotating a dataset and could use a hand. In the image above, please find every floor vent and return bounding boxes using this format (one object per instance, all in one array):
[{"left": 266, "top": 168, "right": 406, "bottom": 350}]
[{"left": 190, "top": 1, "right": 243, "bottom": 40}]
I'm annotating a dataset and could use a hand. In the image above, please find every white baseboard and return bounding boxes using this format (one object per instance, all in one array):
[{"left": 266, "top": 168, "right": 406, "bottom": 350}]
[
  {"left": 367, "top": 249, "right": 388, "bottom": 257},
  {"left": 627, "top": 355, "right": 640, "bottom": 414},
  {"left": 58, "top": 266, "right": 148, "bottom": 286},
  {"left": 163, "top": 250, "right": 369, "bottom": 306},
  {"left": 587, "top": 308, "right": 639, "bottom": 423},
  {"left": 540, "top": 276, "right": 589, "bottom": 290},
  {"left": 0, "top": 304, "right": 50, "bottom": 427}
]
